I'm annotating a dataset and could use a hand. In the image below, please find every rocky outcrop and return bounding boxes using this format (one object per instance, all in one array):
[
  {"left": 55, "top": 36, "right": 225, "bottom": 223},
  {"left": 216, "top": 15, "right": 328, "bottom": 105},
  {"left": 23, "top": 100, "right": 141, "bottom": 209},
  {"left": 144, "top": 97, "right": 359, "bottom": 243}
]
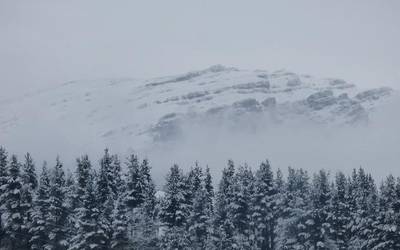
[
  {"left": 355, "top": 87, "right": 392, "bottom": 102},
  {"left": 233, "top": 98, "right": 262, "bottom": 113},
  {"left": 307, "top": 90, "right": 337, "bottom": 110}
]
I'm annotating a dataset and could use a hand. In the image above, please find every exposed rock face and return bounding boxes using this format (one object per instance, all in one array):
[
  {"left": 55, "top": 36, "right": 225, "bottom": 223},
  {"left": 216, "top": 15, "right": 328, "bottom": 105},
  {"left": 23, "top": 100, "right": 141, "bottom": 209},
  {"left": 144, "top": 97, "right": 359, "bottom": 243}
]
[
  {"left": 355, "top": 87, "right": 393, "bottom": 102},
  {"left": 233, "top": 98, "right": 262, "bottom": 113},
  {"left": 307, "top": 90, "right": 337, "bottom": 110},
  {"left": 261, "top": 97, "right": 277, "bottom": 108}
]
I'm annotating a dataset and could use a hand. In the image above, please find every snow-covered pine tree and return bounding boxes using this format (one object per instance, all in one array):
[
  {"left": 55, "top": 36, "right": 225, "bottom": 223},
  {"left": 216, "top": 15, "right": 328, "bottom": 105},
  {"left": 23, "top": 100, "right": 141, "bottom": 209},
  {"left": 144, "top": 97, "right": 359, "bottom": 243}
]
[
  {"left": 307, "top": 169, "right": 335, "bottom": 249},
  {"left": 213, "top": 160, "right": 236, "bottom": 249},
  {"left": 130, "top": 158, "right": 159, "bottom": 249},
  {"left": 139, "top": 158, "right": 156, "bottom": 217},
  {"left": 159, "top": 164, "right": 190, "bottom": 249},
  {"left": 0, "top": 147, "right": 8, "bottom": 248},
  {"left": 20, "top": 152, "right": 38, "bottom": 249},
  {"left": 110, "top": 197, "right": 130, "bottom": 250},
  {"left": 65, "top": 169, "right": 79, "bottom": 247},
  {"left": 369, "top": 175, "right": 400, "bottom": 249},
  {"left": 188, "top": 182, "right": 213, "bottom": 249},
  {"left": 160, "top": 164, "right": 188, "bottom": 228},
  {"left": 204, "top": 165, "right": 214, "bottom": 214},
  {"left": 328, "top": 171, "right": 351, "bottom": 250},
  {"left": 159, "top": 226, "right": 190, "bottom": 250},
  {"left": 251, "top": 160, "right": 277, "bottom": 250},
  {"left": 47, "top": 157, "right": 69, "bottom": 250},
  {"left": 185, "top": 162, "right": 203, "bottom": 207},
  {"left": 76, "top": 155, "right": 92, "bottom": 206},
  {"left": 30, "top": 162, "right": 51, "bottom": 250},
  {"left": 69, "top": 171, "right": 109, "bottom": 250},
  {"left": 97, "top": 149, "right": 114, "bottom": 206},
  {"left": 275, "top": 167, "right": 311, "bottom": 249},
  {"left": 351, "top": 168, "right": 379, "bottom": 249},
  {"left": 1, "top": 155, "right": 26, "bottom": 250},
  {"left": 230, "top": 164, "right": 255, "bottom": 249},
  {"left": 111, "top": 154, "right": 125, "bottom": 199},
  {"left": 124, "top": 154, "right": 145, "bottom": 209}
]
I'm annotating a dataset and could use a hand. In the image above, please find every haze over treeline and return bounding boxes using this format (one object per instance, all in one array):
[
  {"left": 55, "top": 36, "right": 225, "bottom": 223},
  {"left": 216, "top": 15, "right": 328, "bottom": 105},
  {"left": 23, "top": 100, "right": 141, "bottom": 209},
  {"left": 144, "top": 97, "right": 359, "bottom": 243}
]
[{"left": 1, "top": 145, "right": 400, "bottom": 249}]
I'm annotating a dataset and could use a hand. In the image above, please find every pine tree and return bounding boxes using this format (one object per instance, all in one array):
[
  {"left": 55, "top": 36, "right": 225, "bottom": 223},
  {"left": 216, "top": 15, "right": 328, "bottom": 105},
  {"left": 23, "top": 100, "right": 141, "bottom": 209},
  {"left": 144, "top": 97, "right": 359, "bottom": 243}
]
[
  {"left": 97, "top": 149, "right": 114, "bottom": 206},
  {"left": 213, "top": 160, "right": 236, "bottom": 249},
  {"left": 252, "top": 160, "right": 277, "bottom": 250},
  {"left": 328, "top": 171, "right": 351, "bottom": 250},
  {"left": 30, "top": 162, "right": 52, "bottom": 250},
  {"left": 2, "top": 155, "right": 26, "bottom": 250},
  {"left": 111, "top": 154, "right": 125, "bottom": 199},
  {"left": 76, "top": 155, "right": 92, "bottom": 206},
  {"left": 159, "top": 226, "right": 190, "bottom": 250},
  {"left": 204, "top": 165, "right": 214, "bottom": 213},
  {"left": 65, "top": 169, "right": 79, "bottom": 247},
  {"left": 124, "top": 154, "right": 145, "bottom": 209},
  {"left": 160, "top": 164, "right": 188, "bottom": 228},
  {"left": 70, "top": 171, "right": 108, "bottom": 250},
  {"left": 186, "top": 162, "right": 203, "bottom": 207},
  {"left": 47, "top": 157, "right": 69, "bottom": 250},
  {"left": 276, "top": 167, "right": 311, "bottom": 249},
  {"left": 0, "top": 147, "right": 8, "bottom": 248},
  {"left": 307, "top": 169, "right": 334, "bottom": 249},
  {"left": 369, "top": 175, "right": 400, "bottom": 249},
  {"left": 111, "top": 197, "right": 130, "bottom": 250},
  {"left": 132, "top": 158, "right": 159, "bottom": 249},
  {"left": 230, "top": 164, "right": 255, "bottom": 248},
  {"left": 139, "top": 158, "right": 156, "bottom": 217},
  {"left": 188, "top": 183, "right": 213, "bottom": 249},
  {"left": 20, "top": 152, "right": 38, "bottom": 249},
  {"left": 352, "top": 168, "right": 378, "bottom": 249}
]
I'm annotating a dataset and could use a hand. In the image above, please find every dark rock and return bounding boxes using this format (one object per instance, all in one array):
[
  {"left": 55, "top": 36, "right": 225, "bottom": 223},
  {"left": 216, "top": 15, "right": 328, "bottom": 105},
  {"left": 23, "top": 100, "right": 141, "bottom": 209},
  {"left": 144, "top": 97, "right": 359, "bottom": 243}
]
[
  {"left": 233, "top": 98, "right": 262, "bottom": 112},
  {"left": 306, "top": 90, "right": 336, "bottom": 110},
  {"left": 355, "top": 87, "right": 392, "bottom": 102},
  {"left": 261, "top": 97, "right": 277, "bottom": 108}
]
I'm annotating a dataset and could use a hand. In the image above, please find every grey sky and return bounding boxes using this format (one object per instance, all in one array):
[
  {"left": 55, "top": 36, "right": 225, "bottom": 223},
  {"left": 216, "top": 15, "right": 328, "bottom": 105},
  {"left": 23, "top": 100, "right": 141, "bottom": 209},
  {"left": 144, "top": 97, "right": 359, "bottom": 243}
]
[{"left": 1, "top": 0, "right": 399, "bottom": 100}]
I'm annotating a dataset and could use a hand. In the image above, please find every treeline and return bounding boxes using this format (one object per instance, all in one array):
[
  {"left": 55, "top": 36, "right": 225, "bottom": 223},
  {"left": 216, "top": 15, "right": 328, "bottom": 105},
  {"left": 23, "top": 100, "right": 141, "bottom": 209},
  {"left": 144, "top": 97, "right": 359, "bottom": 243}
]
[{"left": 0, "top": 147, "right": 399, "bottom": 249}]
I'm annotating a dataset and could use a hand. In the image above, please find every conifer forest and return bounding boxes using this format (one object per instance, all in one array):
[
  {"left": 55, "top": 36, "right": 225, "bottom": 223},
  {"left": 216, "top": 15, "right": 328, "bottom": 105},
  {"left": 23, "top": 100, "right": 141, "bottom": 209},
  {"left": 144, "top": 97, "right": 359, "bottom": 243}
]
[{"left": 0, "top": 146, "right": 399, "bottom": 250}]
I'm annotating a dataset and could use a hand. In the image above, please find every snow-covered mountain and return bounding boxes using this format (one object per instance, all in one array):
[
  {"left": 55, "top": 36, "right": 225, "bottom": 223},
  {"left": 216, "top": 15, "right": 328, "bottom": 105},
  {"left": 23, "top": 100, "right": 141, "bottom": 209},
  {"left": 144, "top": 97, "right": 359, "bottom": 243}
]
[{"left": 0, "top": 65, "right": 396, "bottom": 153}]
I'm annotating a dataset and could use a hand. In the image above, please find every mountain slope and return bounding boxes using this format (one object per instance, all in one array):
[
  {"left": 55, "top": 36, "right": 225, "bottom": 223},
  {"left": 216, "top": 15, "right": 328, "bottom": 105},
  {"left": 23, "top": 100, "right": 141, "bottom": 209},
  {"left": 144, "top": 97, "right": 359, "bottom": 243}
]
[{"left": 0, "top": 65, "right": 394, "bottom": 145}]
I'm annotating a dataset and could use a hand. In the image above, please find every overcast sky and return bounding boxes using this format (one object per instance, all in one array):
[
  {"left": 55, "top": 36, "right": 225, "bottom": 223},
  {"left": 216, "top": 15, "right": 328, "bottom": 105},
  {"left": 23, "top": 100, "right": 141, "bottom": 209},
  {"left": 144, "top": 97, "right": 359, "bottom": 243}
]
[{"left": 1, "top": 0, "right": 399, "bottom": 100}]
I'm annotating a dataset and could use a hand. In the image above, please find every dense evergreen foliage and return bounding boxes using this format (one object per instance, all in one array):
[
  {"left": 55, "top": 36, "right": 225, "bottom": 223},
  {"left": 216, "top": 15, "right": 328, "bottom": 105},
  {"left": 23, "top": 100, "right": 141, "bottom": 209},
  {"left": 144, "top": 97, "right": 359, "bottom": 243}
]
[{"left": 0, "top": 146, "right": 399, "bottom": 249}]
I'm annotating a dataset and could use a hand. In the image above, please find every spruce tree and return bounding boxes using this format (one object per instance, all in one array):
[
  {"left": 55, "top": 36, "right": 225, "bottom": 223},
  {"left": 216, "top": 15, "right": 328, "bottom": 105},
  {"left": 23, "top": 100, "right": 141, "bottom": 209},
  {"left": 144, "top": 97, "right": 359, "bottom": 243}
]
[
  {"left": 30, "top": 163, "right": 52, "bottom": 250},
  {"left": 76, "top": 155, "right": 92, "bottom": 206},
  {"left": 140, "top": 158, "right": 156, "bottom": 217},
  {"left": 186, "top": 162, "right": 203, "bottom": 207},
  {"left": 204, "top": 165, "right": 214, "bottom": 213},
  {"left": 370, "top": 175, "right": 400, "bottom": 249},
  {"left": 70, "top": 171, "right": 108, "bottom": 250},
  {"left": 252, "top": 160, "right": 277, "bottom": 250},
  {"left": 111, "top": 154, "right": 124, "bottom": 199},
  {"left": 213, "top": 160, "right": 236, "bottom": 249},
  {"left": 308, "top": 169, "right": 334, "bottom": 249},
  {"left": 2, "top": 155, "right": 26, "bottom": 250},
  {"left": 20, "top": 152, "right": 38, "bottom": 249},
  {"left": 111, "top": 197, "right": 130, "bottom": 250},
  {"left": 47, "top": 157, "right": 69, "bottom": 250},
  {"left": 65, "top": 170, "right": 79, "bottom": 247},
  {"left": 132, "top": 158, "right": 159, "bottom": 248},
  {"left": 97, "top": 150, "right": 114, "bottom": 206},
  {"left": 276, "top": 167, "right": 311, "bottom": 249},
  {"left": 124, "top": 154, "right": 145, "bottom": 209},
  {"left": 230, "top": 164, "right": 255, "bottom": 248},
  {"left": 328, "top": 171, "right": 351, "bottom": 250},
  {"left": 0, "top": 147, "right": 8, "bottom": 248},
  {"left": 160, "top": 164, "right": 188, "bottom": 228},
  {"left": 188, "top": 184, "right": 213, "bottom": 249}
]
